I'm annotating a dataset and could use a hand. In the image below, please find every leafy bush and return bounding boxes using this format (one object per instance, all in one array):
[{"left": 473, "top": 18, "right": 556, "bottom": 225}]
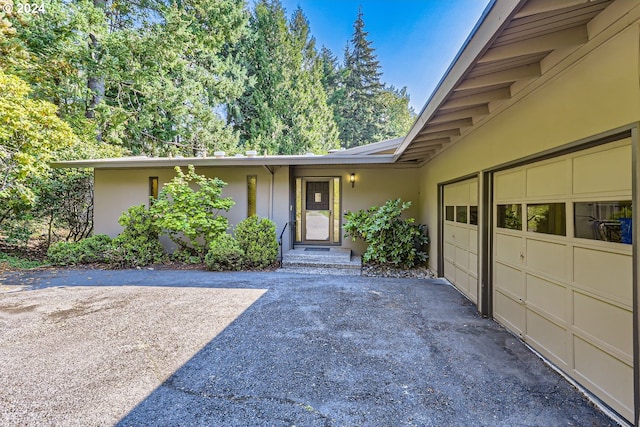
[
  {"left": 109, "top": 205, "right": 166, "bottom": 267},
  {"left": 151, "top": 165, "right": 234, "bottom": 260},
  {"left": 205, "top": 233, "right": 244, "bottom": 271},
  {"left": 47, "top": 234, "right": 113, "bottom": 266},
  {"left": 234, "top": 216, "right": 278, "bottom": 269},
  {"left": 343, "top": 198, "right": 428, "bottom": 268}
]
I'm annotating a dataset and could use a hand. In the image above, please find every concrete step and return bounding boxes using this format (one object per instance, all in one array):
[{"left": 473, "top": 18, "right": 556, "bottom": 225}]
[{"left": 279, "top": 247, "right": 362, "bottom": 275}]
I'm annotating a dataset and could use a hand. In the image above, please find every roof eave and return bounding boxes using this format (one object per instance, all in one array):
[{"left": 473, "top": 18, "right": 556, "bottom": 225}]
[
  {"left": 394, "top": 0, "right": 522, "bottom": 161},
  {"left": 50, "top": 154, "right": 397, "bottom": 169}
]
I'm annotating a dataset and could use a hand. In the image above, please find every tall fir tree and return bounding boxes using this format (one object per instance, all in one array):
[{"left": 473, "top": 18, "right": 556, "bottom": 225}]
[
  {"left": 328, "top": 8, "right": 415, "bottom": 148},
  {"left": 339, "top": 7, "right": 384, "bottom": 148},
  {"left": 229, "top": 0, "right": 338, "bottom": 155}
]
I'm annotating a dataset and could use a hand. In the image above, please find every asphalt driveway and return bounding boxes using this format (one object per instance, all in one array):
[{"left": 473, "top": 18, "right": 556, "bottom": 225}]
[{"left": 0, "top": 269, "right": 617, "bottom": 426}]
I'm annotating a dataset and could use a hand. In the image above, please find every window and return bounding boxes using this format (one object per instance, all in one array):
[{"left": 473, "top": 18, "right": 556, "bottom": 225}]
[
  {"left": 456, "top": 206, "right": 468, "bottom": 224},
  {"left": 247, "top": 175, "right": 257, "bottom": 217},
  {"left": 497, "top": 204, "right": 522, "bottom": 230},
  {"left": 149, "top": 177, "right": 158, "bottom": 203},
  {"left": 469, "top": 206, "right": 478, "bottom": 225},
  {"left": 445, "top": 206, "right": 454, "bottom": 221},
  {"left": 574, "top": 201, "right": 632, "bottom": 244},
  {"left": 527, "top": 203, "right": 566, "bottom": 236}
]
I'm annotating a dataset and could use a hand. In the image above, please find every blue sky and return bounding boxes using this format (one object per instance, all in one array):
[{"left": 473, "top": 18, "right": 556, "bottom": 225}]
[{"left": 278, "top": 0, "right": 492, "bottom": 112}]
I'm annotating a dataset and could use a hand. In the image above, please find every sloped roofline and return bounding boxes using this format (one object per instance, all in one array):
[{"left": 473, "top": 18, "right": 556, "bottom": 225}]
[{"left": 394, "top": 0, "right": 515, "bottom": 160}]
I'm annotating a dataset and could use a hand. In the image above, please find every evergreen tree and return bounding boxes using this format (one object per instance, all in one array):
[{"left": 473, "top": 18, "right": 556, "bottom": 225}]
[
  {"left": 378, "top": 86, "right": 416, "bottom": 141},
  {"left": 6, "top": 0, "right": 249, "bottom": 156},
  {"left": 339, "top": 7, "right": 384, "bottom": 148},
  {"left": 331, "top": 8, "right": 415, "bottom": 148},
  {"left": 229, "top": 0, "right": 338, "bottom": 155}
]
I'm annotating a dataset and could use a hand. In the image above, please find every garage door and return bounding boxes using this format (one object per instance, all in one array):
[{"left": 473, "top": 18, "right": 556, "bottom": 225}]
[
  {"left": 492, "top": 139, "right": 633, "bottom": 422},
  {"left": 443, "top": 178, "right": 479, "bottom": 303}
]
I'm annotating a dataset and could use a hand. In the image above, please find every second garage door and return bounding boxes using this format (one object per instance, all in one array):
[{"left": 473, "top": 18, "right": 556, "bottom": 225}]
[
  {"left": 443, "top": 178, "right": 479, "bottom": 303},
  {"left": 492, "top": 138, "right": 633, "bottom": 422}
]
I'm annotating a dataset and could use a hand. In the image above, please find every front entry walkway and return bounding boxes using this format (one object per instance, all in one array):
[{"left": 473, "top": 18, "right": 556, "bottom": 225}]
[{"left": 0, "top": 269, "right": 618, "bottom": 426}]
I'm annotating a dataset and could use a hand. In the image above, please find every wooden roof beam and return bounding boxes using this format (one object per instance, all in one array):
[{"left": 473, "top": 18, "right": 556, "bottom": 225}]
[
  {"left": 455, "top": 63, "right": 541, "bottom": 91},
  {"left": 440, "top": 87, "right": 511, "bottom": 111},
  {"left": 420, "top": 118, "right": 474, "bottom": 134},
  {"left": 478, "top": 26, "right": 588, "bottom": 64},
  {"left": 407, "top": 138, "right": 449, "bottom": 149},
  {"left": 514, "top": 0, "right": 592, "bottom": 19},
  {"left": 413, "top": 129, "right": 461, "bottom": 142},
  {"left": 400, "top": 151, "right": 436, "bottom": 162},
  {"left": 429, "top": 105, "right": 490, "bottom": 125},
  {"left": 403, "top": 145, "right": 443, "bottom": 156}
]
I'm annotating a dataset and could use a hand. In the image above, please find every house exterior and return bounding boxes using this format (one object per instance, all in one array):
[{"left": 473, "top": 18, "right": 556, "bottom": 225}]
[{"left": 54, "top": 0, "right": 640, "bottom": 424}]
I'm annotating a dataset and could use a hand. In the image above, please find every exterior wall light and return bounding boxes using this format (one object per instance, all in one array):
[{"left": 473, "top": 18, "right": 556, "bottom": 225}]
[{"left": 350, "top": 173, "right": 356, "bottom": 188}]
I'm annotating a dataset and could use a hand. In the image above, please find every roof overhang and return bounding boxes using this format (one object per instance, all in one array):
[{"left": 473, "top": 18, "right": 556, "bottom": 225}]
[
  {"left": 394, "top": 0, "right": 615, "bottom": 164},
  {"left": 51, "top": 153, "right": 397, "bottom": 169}
]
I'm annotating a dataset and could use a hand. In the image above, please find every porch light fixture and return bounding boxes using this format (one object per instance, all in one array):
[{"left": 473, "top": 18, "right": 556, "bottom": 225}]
[{"left": 350, "top": 173, "right": 356, "bottom": 188}]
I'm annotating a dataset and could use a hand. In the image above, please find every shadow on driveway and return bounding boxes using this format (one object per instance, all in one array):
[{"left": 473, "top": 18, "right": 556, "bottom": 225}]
[{"left": 0, "top": 269, "right": 618, "bottom": 426}]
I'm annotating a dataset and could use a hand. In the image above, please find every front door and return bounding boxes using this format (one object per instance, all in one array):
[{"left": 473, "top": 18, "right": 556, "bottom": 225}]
[{"left": 295, "top": 177, "right": 341, "bottom": 244}]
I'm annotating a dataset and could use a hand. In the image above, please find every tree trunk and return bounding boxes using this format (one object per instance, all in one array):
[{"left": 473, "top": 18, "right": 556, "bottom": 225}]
[{"left": 86, "top": 0, "right": 107, "bottom": 141}]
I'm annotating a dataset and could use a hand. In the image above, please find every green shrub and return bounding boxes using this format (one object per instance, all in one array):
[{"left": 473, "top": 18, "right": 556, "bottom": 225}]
[
  {"left": 47, "top": 234, "right": 113, "bottom": 266},
  {"left": 151, "top": 165, "right": 234, "bottom": 259},
  {"left": 234, "top": 216, "right": 278, "bottom": 269},
  {"left": 109, "top": 205, "right": 166, "bottom": 267},
  {"left": 343, "top": 198, "right": 428, "bottom": 268},
  {"left": 205, "top": 234, "right": 244, "bottom": 271}
]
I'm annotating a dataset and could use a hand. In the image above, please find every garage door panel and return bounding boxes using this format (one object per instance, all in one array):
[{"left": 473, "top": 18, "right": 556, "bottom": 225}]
[
  {"left": 470, "top": 180, "right": 478, "bottom": 203},
  {"left": 526, "top": 309, "right": 567, "bottom": 365},
  {"left": 455, "top": 246, "right": 469, "bottom": 269},
  {"left": 444, "top": 241, "right": 455, "bottom": 261},
  {"left": 573, "top": 292, "right": 632, "bottom": 358},
  {"left": 455, "top": 267, "right": 469, "bottom": 293},
  {"left": 526, "top": 274, "right": 566, "bottom": 323},
  {"left": 444, "top": 259, "right": 455, "bottom": 281},
  {"left": 526, "top": 160, "right": 567, "bottom": 198},
  {"left": 469, "top": 252, "right": 478, "bottom": 276},
  {"left": 469, "top": 276, "right": 478, "bottom": 303},
  {"left": 495, "top": 292, "right": 525, "bottom": 335},
  {"left": 496, "top": 262, "right": 524, "bottom": 299},
  {"left": 573, "top": 337, "right": 633, "bottom": 421},
  {"left": 455, "top": 227, "right": 469, "bottom": 250},
  {"left": 456, "top": 182, "right": 470, "bottom": 203},
  {"left": 444, "top": 223, "right": 455, "bottom": 240},
  {"left": 496, "top": 233, "right": 522, "bottom": 265},
  {"left": 469, "top": 229, "right": 478, "bottom": 250},
  {"left": 572, "top": 144, "right": 631, "bottom": 194},
  {"left": 573, "top": 247, "right": 632, "bottom": 303},
  {"left": 526, "top": 239, "right": 567, "bottom": 280},
  {"left": 495, "top": 170, "right": 524, "bottom": 200}
]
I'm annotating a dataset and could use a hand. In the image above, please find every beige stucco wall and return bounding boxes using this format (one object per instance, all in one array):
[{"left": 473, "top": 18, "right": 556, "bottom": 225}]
[
  {"left": 94, "top": 165, "right": 290, "bottom": 250},
  {"left": 94, "top": 164, "right": 417, "bottom": 255},
  {"left": 292, "top": 166, "right": 420, "bottom": 254},
  {"left": 418, "top": 22, "right": 640, "bottom": 272}
]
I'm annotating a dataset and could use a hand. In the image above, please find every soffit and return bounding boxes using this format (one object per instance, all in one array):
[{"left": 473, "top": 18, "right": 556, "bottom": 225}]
[{"left": 395, "top": 0, "right": 613, "bottom": 165}]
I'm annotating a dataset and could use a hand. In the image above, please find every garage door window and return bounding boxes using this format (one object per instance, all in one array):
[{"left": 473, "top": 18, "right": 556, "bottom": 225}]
[
  {"left": 574, "top": 201, "right": 632, "bottom": 244},
  {"left": 497, "top": 204, "right": 522, "bottom": 230},
  {"left": 527, "top": 203, "right": 566, "bottom": 236},
  {"left": 445, "top": 206, "right": 455, "bottom": 221},
  {"left": 456, "top": 206, "right": 468, "bottom": 224},
  {"left": 470, "top": 206, "right": 478, "bottom": 225}
]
